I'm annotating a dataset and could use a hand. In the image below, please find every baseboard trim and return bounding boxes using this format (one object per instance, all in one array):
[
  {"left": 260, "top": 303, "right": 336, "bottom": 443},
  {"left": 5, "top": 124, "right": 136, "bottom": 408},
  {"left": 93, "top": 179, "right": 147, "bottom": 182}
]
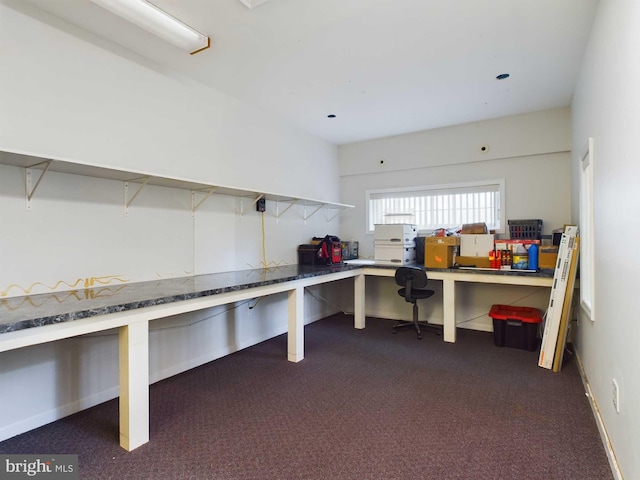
[
  {"left": 0, "top": 387, "right": 119, "bottom": 442},
  {"left": 575, "top": 352, "right": 624, "bottom": 480},
  {"left": 149, "top": 326, "right": 288, "bottom": 384}
]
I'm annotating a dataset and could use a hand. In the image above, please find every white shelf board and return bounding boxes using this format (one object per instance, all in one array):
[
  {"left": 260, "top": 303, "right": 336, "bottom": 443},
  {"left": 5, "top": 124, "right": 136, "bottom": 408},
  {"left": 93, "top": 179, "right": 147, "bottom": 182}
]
[{"left": 0, "top": 150, "right": 353, "bottom": 209}]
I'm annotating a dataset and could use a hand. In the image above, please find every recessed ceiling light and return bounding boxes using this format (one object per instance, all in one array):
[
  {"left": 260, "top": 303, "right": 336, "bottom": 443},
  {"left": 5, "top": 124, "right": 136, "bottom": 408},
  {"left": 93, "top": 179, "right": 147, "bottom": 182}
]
[
  {"left": 496, "top": 73, "right": 510, "bottom": 80},
  {"left": 327, "top": 114, "right": 336, "bottom": 118}
]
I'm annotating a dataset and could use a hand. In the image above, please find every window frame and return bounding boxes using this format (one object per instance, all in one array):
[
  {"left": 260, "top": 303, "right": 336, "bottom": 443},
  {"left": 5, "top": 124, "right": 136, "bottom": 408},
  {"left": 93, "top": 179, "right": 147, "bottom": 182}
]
[
  {"left": 579, "top": 137, "right": 595, "bottom": 322},
  {"left": 365, "top": 179, "right": 506, "bottom": 234}
]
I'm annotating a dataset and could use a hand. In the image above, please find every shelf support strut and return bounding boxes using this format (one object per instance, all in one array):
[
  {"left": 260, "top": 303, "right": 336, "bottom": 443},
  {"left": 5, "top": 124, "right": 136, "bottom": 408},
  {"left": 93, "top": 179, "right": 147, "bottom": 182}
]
[
  {"left": 325, "top": 207, "right": 345, "bottom": 222},
  {"left": 192, "top": 187, "right": 216, "bottom": 215},
  {"left": 275, "top": 199, "right": 298, "bottom": 219},
  {"left": 25, "top": 160, "right": 52, "bottom": 210},
  {"left": 303, "top": 204, "right": 324, "bottom": 221},
  {"left": 124, "top": 177, "right": 151, "bottom": 215}
]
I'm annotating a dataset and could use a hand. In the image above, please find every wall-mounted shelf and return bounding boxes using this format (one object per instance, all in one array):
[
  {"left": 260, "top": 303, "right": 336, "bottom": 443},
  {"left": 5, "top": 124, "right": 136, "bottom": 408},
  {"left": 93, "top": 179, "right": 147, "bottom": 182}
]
[{"left": 0, "top": 150, "right": 354, "bottom": 219}]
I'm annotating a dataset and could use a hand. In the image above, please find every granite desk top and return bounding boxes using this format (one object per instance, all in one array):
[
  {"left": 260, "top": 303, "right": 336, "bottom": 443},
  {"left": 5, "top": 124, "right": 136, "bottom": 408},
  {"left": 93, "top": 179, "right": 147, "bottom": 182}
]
[
  {"left": 0, "top": 262, "right": 554, "bottom": 335},
  {"left": 346, "top": 259, "right": 555, "bottom": 278},
  {"left": 0, "top": 264, "right": 361, "bottom": 334}
]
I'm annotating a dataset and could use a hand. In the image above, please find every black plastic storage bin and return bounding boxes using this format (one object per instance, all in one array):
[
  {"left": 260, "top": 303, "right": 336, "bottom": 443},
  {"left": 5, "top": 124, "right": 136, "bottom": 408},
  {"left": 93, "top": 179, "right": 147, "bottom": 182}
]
[
  {"left": 298, "top": 244, "right": 322, "bottom": 265},
  {"left": 489, "top": 305, "right": 543, "bottom": 351},
  {"left": 508, "top": 219, "right": 543, "bottom": 240}
]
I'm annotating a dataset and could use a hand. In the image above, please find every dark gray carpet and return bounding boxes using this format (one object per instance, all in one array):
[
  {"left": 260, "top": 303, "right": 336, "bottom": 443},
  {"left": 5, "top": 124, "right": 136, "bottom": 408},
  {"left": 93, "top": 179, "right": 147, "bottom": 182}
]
[{"left": 0, "top": 314, "right": 613, "bottom": 479}]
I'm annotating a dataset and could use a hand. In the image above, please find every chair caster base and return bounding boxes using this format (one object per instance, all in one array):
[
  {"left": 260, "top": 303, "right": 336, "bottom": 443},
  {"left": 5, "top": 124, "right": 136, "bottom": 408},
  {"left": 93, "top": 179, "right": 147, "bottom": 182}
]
[{"left": 392, "top": 320, "right": 440, "bottom": 339}]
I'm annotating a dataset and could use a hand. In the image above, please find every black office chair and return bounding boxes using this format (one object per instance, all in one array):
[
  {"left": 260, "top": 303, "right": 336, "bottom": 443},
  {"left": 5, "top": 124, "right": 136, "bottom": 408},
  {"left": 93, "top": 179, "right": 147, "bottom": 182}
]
[{"left": 393, "top": 266, "right": 442, "bottom": 339}]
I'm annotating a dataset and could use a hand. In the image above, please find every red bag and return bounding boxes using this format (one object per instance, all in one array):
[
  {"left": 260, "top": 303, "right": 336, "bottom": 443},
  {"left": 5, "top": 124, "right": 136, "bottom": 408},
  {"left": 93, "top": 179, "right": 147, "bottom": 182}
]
[{"left": 318, "top": 235, "right": 342, "bottom": 264}]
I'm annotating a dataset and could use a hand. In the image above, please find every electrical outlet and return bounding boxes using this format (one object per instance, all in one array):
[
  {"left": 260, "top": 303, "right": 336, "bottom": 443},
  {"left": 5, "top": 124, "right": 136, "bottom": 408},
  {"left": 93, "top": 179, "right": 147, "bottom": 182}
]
[{"left": 612, "top": 379, "right": 620, "bottom": 413}]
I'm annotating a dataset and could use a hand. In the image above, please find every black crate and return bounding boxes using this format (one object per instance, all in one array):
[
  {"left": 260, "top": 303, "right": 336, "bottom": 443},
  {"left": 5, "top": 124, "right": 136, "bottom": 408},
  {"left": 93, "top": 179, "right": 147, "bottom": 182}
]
[
  {"left": 298, "top": 244, "right": 321, "bottom": 265},
  {"left": 508, "top": 219, "right": 543, "bottom": 240},
  {"left": 492, "top": 319, "right": 540, "bottom": 351},
  {"left": 489, "top": 304, "right": 542, "bottom": 351}
]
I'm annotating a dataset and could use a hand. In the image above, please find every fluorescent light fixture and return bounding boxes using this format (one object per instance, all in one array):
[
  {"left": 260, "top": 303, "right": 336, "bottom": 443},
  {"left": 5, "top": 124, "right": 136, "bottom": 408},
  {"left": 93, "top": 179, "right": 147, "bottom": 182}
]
[
  {"left": 238, "top": 0, "right": 270, "bottom": 9},
  {"left": 91, "top": 0, "right": 210, "bottom": 54}
]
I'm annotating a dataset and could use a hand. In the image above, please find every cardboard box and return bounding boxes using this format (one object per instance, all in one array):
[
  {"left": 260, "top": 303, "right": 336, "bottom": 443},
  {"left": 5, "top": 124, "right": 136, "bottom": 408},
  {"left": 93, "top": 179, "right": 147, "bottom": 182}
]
[
  {"left": 456, "top": 255, "right": 491, "bottom": 268},
  {"left": 461, "top": 223, "right": 488, "bottom": 234},
  {"left": 494, "top": 239, "right": 540, "bottom": 250},
  {"left": 424, "top": 236, "right": 460, "bottom": 246},
  {"left": 460, "top": 234, "right": 494, "bottom": 257},
  {"left": 425, "top": 244, "right": 457, "bottom": 268},
  {"left": 539, "top": 246, "right": 559, "bottom": 269}
]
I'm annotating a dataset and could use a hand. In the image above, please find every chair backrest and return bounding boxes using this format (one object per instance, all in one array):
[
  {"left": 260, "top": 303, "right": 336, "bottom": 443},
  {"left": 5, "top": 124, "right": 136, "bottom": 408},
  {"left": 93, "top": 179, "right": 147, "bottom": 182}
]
[{"left": 394, "top": 266, "right": 428, "bottom": 290}]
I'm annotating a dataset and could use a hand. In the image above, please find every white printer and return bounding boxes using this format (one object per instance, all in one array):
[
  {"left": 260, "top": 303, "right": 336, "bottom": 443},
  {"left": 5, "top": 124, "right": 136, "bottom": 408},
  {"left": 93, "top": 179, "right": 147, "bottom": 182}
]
[{"left": 373, "top": 224, "right": 417, "bottom": 265}]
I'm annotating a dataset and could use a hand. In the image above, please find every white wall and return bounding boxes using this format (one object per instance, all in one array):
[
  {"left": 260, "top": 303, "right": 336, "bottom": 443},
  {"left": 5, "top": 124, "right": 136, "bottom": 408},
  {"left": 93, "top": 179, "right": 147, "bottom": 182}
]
[
  {"left": 0, "top": 2, "right": 346, "bottom": 441},
  {"left": 339, "top": 107, "right": 571, "bottom": 177},
  {"left": 339, "top": 108, "right": 571, "bottom": 331},
  {"left": 571, "top": 0, "right": 640, "bottom": 478},
  {"left": 0, "top": 2, "right": 339, "bottom": 203}
]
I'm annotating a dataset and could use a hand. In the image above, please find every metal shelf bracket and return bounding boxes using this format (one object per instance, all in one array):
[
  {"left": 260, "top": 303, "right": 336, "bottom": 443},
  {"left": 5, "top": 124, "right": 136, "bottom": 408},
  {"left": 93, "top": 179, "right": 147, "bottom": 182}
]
[
  {"left": 239, "top": 193, "right": 265, "bottom": 217},
  {"left": 250, "top": 194, "right": 265, "bottom": 208},
  {"left": 191, "top": 187, "right": 216, "bottom": 216},
  {"left": 303, "top": 203, "right": 324, "bottom": 222},
  {"left": 325, "top": 206, "right": 346, "bottom": 222},
  {"left": 124, "top": 176, "right": 151, "bottom": 216},
  {"left": 25, "top": 160, "right": 52, "bottom": 211},
  {"left": 275, "top": 199, "right": 298, "bottom": 220}
]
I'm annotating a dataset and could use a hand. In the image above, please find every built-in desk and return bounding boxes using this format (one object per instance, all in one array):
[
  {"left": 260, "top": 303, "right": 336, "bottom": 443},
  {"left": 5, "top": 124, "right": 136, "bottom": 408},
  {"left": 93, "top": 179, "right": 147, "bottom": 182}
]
[
  {"left": 0, "top": 262, "right": 553, "bottom": 451},
  {"left": 348, "top": 260, "right": 554, "bottom": 343},
  {"left": 0, "top": 264, "right": 361, "bottom": 451}
]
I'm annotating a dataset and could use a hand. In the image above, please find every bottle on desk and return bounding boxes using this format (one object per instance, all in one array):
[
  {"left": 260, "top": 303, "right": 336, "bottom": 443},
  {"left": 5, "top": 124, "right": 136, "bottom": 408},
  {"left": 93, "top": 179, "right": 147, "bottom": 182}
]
[{"left": 528, "top": 244, "right": 539, "bottom": 270}]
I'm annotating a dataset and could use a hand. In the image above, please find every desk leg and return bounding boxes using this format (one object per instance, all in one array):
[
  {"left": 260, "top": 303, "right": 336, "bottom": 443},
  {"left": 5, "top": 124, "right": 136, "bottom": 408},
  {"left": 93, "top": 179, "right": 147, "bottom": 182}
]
[
  {"left": 354, "top": 273, "right": 365, "bottom": 329},
  {"left": 442, "top": 279, "right": 456, "bottom": 343},
  {"left": 118, "top": 321, "right": 149, "bottom": 451},
  {"left": 288, "top": 286, "right": 304, "bottom": 363}
]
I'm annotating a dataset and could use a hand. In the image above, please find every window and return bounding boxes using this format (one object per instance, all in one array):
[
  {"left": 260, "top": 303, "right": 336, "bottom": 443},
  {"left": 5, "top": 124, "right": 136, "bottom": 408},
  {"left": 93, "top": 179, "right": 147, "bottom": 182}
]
[
  {"left": 366, "top": 180, "right": 504, "bottom": 233},
  {"left": 580, "top": 138, "right": 595, "bottom": 321}
]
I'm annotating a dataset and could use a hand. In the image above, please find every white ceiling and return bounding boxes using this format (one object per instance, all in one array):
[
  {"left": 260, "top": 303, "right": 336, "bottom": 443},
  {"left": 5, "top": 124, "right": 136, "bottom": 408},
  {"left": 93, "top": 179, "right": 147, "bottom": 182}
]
[{"left": 21, "top": 0, "right": 599, "bottom": 145}]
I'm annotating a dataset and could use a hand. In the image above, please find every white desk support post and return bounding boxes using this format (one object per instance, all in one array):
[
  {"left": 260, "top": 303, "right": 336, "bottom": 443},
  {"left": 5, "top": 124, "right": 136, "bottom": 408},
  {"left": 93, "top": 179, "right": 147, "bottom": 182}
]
[
  {"left": 441, "top": 279, "right": 457, "bottom": 343},
  {"left": 288, "top": 286, "right": 305, "bottom": 363},
  {"left": 119, "top": 321, "right": 150, "bottom": 451},
  {"left": 354, "top": 272, "right": 366, "bottom": 329}
]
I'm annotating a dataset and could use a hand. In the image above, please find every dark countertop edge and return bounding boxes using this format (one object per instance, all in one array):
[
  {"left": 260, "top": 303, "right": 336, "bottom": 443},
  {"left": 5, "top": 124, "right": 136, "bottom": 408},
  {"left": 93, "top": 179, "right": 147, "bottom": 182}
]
[
  {"left": 0, "top": 264, "right": 361, "bottom": 335},
  {"left": 359, "top": 262, "right": 555, "bottom": 278}
]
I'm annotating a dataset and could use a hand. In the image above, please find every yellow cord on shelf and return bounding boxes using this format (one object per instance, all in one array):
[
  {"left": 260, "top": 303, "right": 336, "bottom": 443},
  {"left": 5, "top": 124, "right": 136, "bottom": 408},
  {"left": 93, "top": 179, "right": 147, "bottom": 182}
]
[
  {"left": 261, "top": 211, "right": 267, "bottom": 268},
  {"left": 246, "top": 209, "right": 292, "bottom": 269}
]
